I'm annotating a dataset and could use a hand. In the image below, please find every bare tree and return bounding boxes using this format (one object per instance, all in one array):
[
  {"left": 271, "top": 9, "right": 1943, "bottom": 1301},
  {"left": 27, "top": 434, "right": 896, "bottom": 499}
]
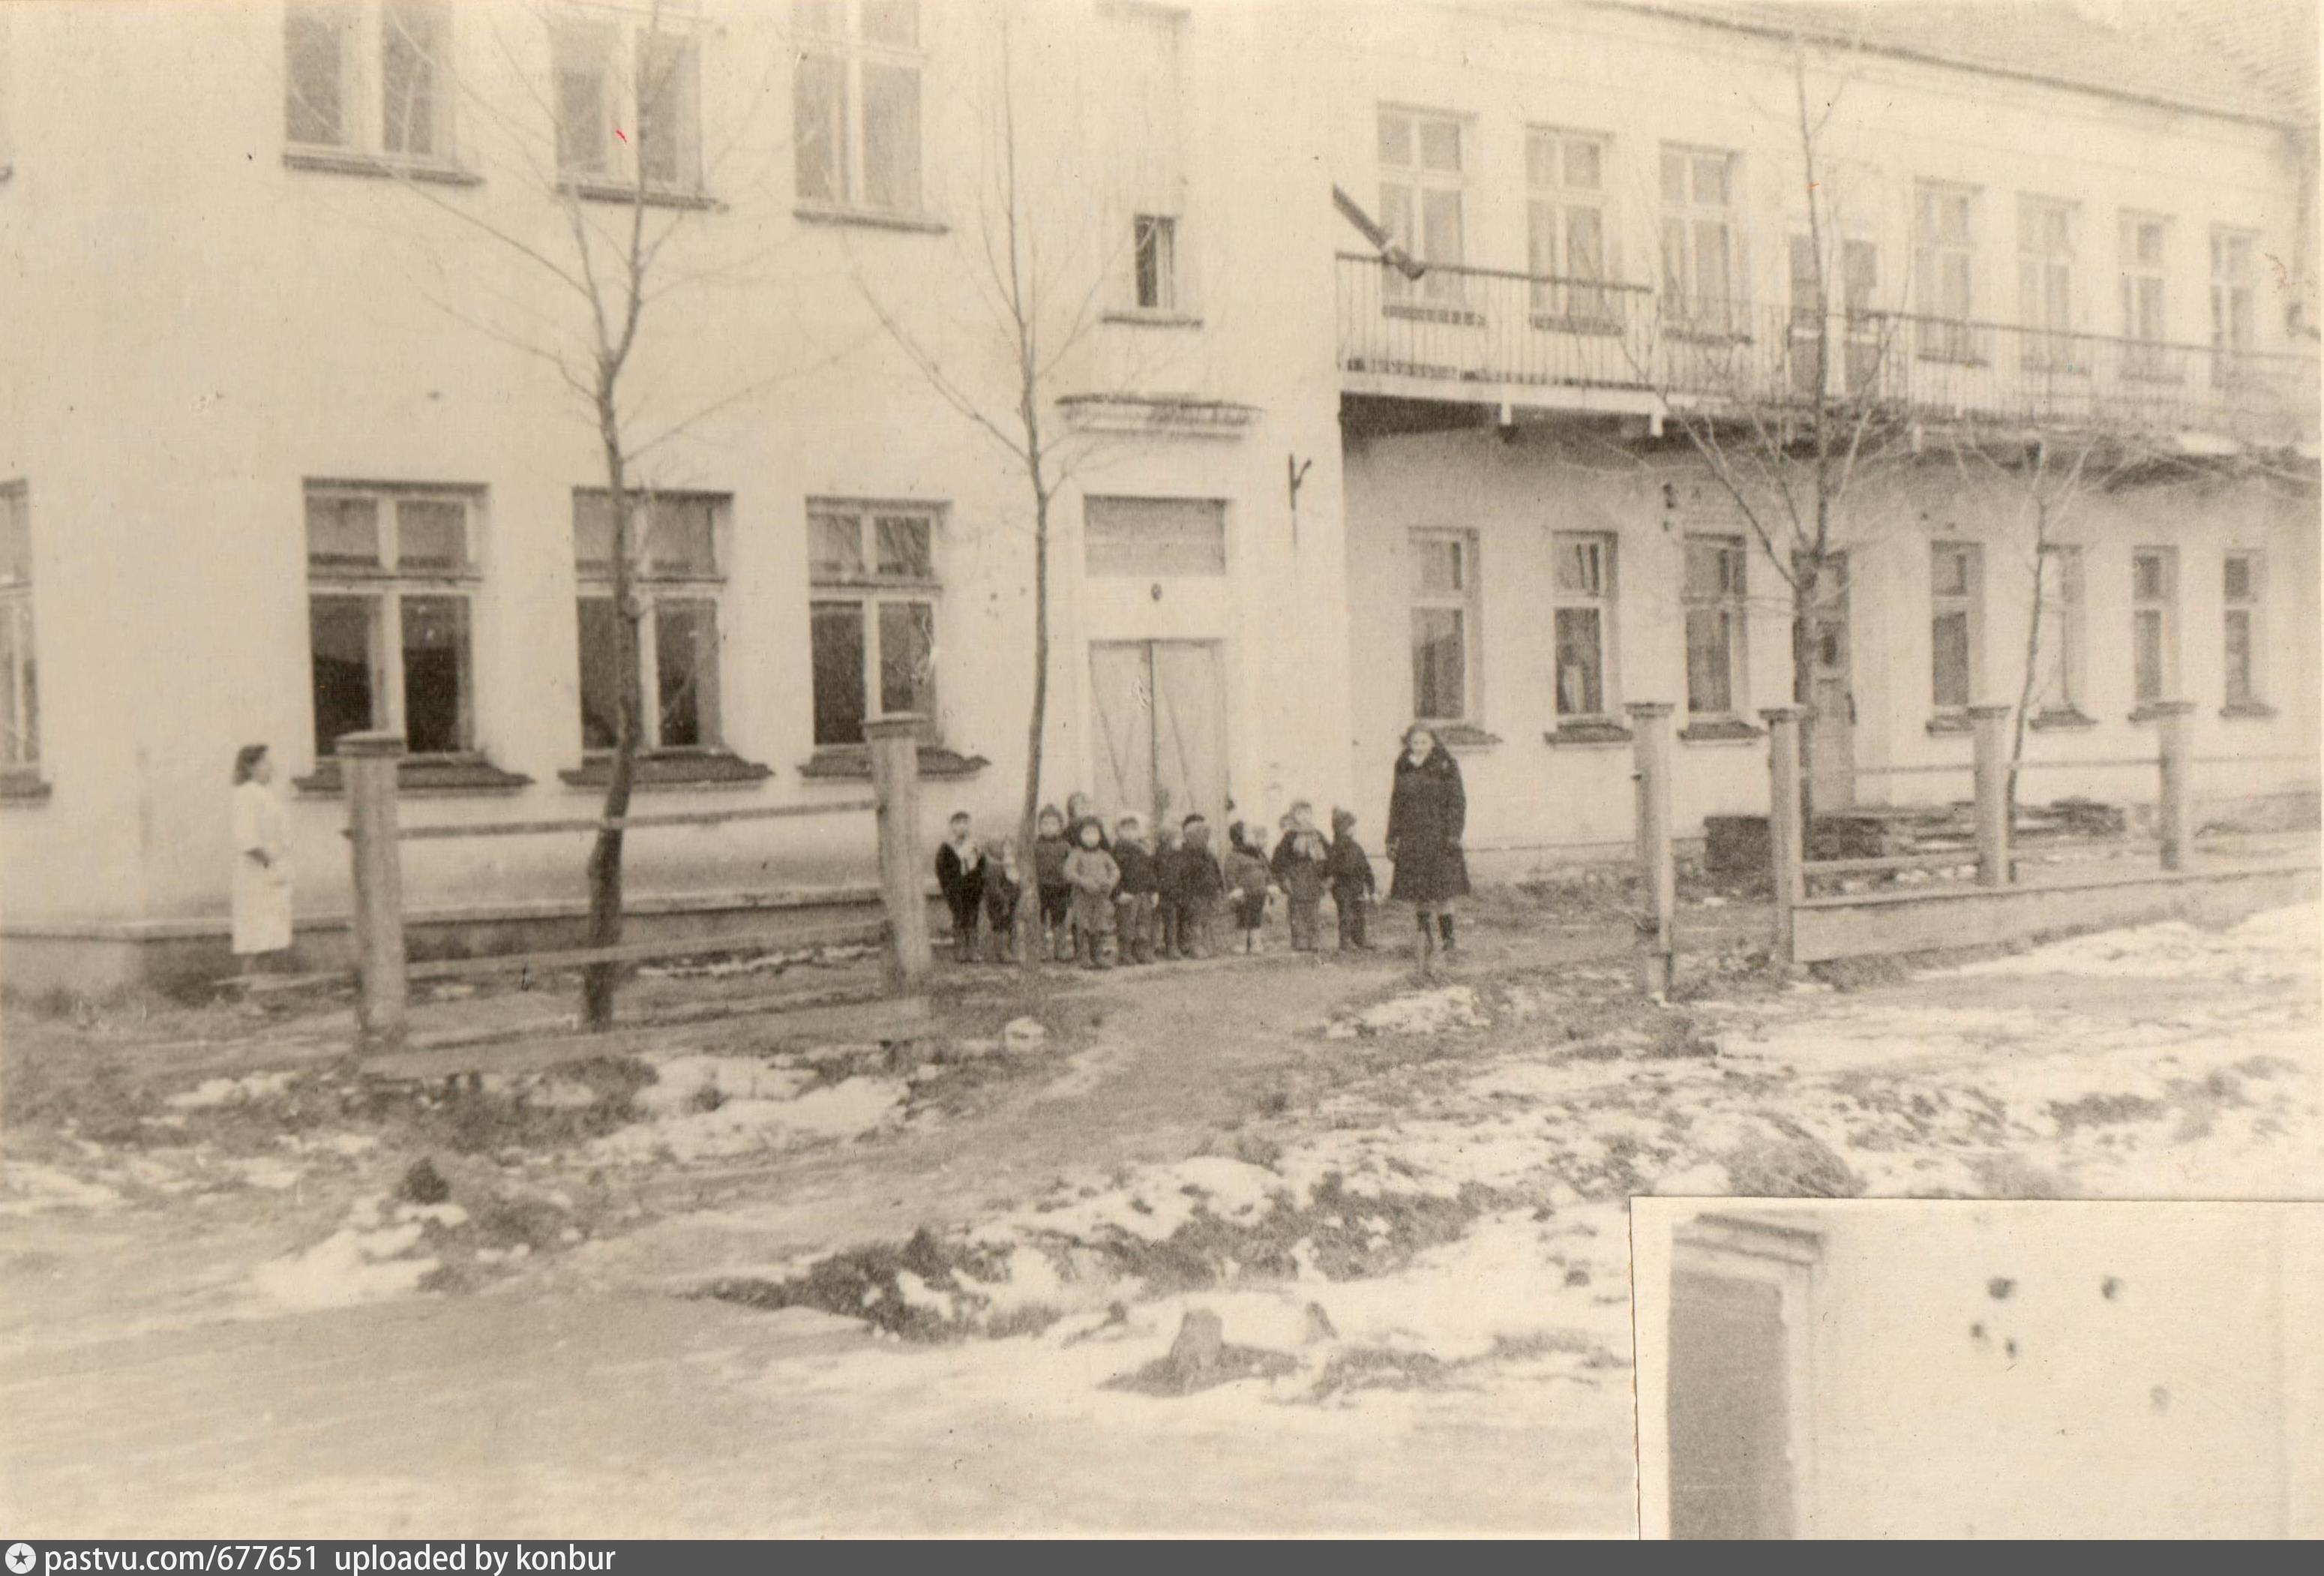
[
  {"left": 294, "top": 0, "right": 819, "bottom": 1026},
  {"left": 845, "top": 2, "right": 1190, "bottom": 967}
]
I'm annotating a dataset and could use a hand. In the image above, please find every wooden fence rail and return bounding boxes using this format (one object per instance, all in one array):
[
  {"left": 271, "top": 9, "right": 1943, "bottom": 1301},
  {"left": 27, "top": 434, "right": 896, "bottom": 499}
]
[{"left": 340, "top": 718, "right": 932, "bottom": 1050}]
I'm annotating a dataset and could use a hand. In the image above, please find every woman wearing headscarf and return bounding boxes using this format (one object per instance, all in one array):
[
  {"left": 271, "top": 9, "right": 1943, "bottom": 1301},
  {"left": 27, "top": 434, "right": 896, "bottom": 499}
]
[
  {"left": 1384, "top": 723, "right": 1469, "bottom": 968},
  {"left": 229, "top": 743, "right": 293, "bottom": 974}
]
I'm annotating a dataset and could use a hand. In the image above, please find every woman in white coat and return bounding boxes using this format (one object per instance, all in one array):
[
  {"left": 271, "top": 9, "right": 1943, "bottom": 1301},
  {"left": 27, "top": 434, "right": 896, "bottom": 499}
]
[{"left": 230, "top": 743, "right": 293, "bottom": 971}]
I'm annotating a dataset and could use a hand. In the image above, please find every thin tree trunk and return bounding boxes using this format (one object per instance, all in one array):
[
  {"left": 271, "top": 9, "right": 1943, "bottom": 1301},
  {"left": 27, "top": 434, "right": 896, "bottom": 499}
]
[
  {"left": 1015, "top": 479, "right": 1051, "bottom": 969},
  {"left": 583, "top": 385, "right": 645, "bottom": 1028},
  {"left": 2008, "top": 502, "right": 2051, "bottom": 831}
]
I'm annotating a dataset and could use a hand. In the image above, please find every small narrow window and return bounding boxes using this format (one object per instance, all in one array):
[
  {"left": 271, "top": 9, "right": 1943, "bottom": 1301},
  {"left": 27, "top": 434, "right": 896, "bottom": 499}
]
[
  {"left": 1684, "top": 536, "right": 1748, "bottom": 717},
  {"left": 0, "top": 484, "right": 39, "bottom": 777},
  {"left": 1133, "top": 215, "right": 1178, "bottom": 311},
  {"left": 1552, "top": 533, "right": 1617, "bottom": 719},
  {"left": 2223, "top": 550, "right": 2263, "bottom": 708},
  {"left": 2131, "top": 547, "right": 2177, "bottom": 707},
  {"left": 1409, "top": 529, "right": 1478, "bottom": 723},
  {"left": 1930, "top": 541, "right": 1982, "bottom": 712},
  {"left": 2034, "top": 544, "right": 2084, "bottom": 714}
]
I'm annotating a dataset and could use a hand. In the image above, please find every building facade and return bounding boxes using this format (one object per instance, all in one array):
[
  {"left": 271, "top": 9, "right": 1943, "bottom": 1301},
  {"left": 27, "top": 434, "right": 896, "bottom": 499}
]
[{"left": 0, "top": 0, "right": 2316, "bottom": 991}]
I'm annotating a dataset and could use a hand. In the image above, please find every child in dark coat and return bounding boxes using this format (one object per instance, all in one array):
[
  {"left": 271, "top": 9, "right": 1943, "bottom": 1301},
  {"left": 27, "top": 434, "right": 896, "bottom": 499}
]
[
  {"left": 1270, "top": 801, "right": 1332, "bottom": 953},
  {"left": 1170, "top": 813, "right": 1223, "bottom": 959},
  {"left": 934, "top": 811, "right": 985, "bottom": 964},
  {"left": 1152, "top": 820, "right": 1185, "bottom": 959},
  {"left": 982, "top": 839, "right": 1023, "bottom": 964},
  {"left": 1225, "top": 821, "right": 1273, "bottom": 955},
  {"left": 1327, "top": 807, "right": 1376, "bottom": 951},
  {"left": 1063, "top": 819, "right": 1121, "bottom": 970},
  {"left": 1032, "top": 804, "right": 1074, "bottom": 963},
  {"left": 1112, "top": 814, "right": 1158, "bottom": 964}
]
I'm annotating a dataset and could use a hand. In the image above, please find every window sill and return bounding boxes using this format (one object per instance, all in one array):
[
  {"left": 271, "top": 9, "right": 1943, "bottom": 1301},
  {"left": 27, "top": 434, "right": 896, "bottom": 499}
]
[
  {"left": 1544, "top": 720, "right": 1633, "bottom": 747},
  {"left": 794, "top": 203, "right": 948, "bottom": 235},
  {"left": 2029, "top": 707, "right": 2099, "bottom": 731},
  {"left": 1420, "top": 723, "right": 1502, "bottom": 752},
  {"left": 559, "top": 751, "right": 772, "bottom": 790},
  {"left": 1102, "top": 308, "right": 1204, "bottom": 329},
  {"left": 284, "top": 147, "right": 483, "bottom": 186},
  {"left": 1382, "top": 301, "right": 1485, "bottom": 328},
  {"left": 561, "top": 178, "right": 722, "bottom": 212},
  {"left": 296, "top": 755, "right": 533, "bottom": 796},
  {"left": 2221, "top": 701, "right": 2279, "bottom": 721},
  {"left": 800, "top": 745, "right": 990, "bottom": 780},
  {"left": 1678, "top": 717, "right": 1765, "bottom": 744},
  {"left": 1924, "top": 712, "right": 1975, "bottom": 735},
  {"left": 0, "top": 771, "right": 52, "bottom": 804}
]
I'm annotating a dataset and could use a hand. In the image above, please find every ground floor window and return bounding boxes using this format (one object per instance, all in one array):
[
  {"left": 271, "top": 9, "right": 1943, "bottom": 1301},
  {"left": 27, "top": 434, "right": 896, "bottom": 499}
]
[
  {"left": 1409, "top": 528, "right": 1478, "bottom": 725},
  {"left": 1552, "top": 532, "right": 1616, "bottom": 719},
  {"left": 2223, "top": 549, "right": 2263, "bottom": 707},
  {"left": 1930, "top": 541, "right": 1982, "bottom": 712},
  {"left": 2131, "top": 546, "right": 2178, "bottom": 707},
  {"left": 0, "top": 483, "right": 36, "bottom": 776},
  {"left": 573, "top": 490, "right": 728, "bottom": 752},
  {"left": 2034, "top": 543, "right": 2085, "bottom": 715},
  {"left": 1684, "top": 536, "right": 1747, "bottom": 717},
  {"left": 808, "top": 500, "right": 941, "bottom": 746},
  {"left": 306, "top": 483, "right": 480, "bottom": 756}
]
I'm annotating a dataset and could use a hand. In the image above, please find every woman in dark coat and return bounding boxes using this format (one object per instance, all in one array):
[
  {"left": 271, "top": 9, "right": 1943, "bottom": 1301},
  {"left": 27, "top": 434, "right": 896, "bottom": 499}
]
[{"left": 1386, "top": 723, "right": 1470, "bottom": 965}]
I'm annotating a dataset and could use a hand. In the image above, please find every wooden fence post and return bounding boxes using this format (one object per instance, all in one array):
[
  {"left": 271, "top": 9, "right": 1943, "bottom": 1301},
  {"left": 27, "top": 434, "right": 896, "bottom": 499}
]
[
  {"left": 1627, "top": 701, "right": 1677, "bottom": 998},
  {"left": 864, "top": 715, "right": 932, "bottom": 992},
  {"left": 2152, "top": 699, "right": 2198, "bottom": 872},
  {"left": 1968, "top": 703, "right": 2014, "bottom": 887},
  {"left": 340, "top": 731, "right": 408, "bottom": 1052},
  {"left": 1761, "top": 706, "right": 1805, "bottom": 970}
]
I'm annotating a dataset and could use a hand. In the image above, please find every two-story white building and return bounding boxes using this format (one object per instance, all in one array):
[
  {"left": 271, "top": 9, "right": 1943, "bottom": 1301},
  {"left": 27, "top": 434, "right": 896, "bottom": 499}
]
[{"left": 0, "top": 0, "right": 2315, "bottom": 992}]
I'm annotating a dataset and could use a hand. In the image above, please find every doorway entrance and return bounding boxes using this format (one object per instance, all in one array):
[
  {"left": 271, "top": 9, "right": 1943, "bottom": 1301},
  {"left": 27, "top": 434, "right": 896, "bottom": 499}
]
[
  {"left": 1088, "top": 641, "right": 1228, "bottom": 835},
  {"left": 1667, "top": 1268, "right": 1798, "bottom": 1538}
]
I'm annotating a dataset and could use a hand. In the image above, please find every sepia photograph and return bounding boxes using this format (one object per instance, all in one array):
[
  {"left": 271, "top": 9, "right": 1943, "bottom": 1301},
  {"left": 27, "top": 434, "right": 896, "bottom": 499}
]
[
  {"left": 0, "top": 0, "right": 2317, "bottom": 1542},
  {"left": 1632, "top": 1199, "right": 2324, "bottom": 1538}
]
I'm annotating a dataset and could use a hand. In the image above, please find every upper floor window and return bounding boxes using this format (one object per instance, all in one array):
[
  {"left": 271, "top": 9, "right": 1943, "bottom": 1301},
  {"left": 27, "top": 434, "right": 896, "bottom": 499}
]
[
  {"left": 553, "top": 9, "right": 704, "bottom": 194},
  {"left": 574, "top": 491, "right": 728, "bottom": 753},
  {"left": 1133, "top": 215, "right": 1179, "bottom": 312},
  {"left": 2212, "top": 228, "right": 2257, "bottom": 380},
  {"left": 306, "top": 483, "right": 481, "bottom": 758},
  {"left": 1378, "top": 107, "right": 1466, "bottom": 302},
  {"left": 1914, "top": 182, "right": 1978, "bottom": 361},
  {"left": 1409, "top": 529, "right": 1477, "bottom": 724},
  {"left": 808, "top": 500, "right": 941, "bottom": 746},
  {"left": 1111, "top": 2, "right": 1189, "bottom": 315},
  {"left": 2119, "top": 212, "right": 2170, "bottom": 376},
  {"left": 1528, "top": 129, "right": 1613, "bottom": 323},
  {"left": 2017, "top": 196, "right": 2079, "bottom": 368},
  {"left": 285, "top": 2, "right": 457, "bottom": 165},
  {"left": 0, "top": 483, "right": 36, "bottom": 780},
  {"left": 794, "top": 0, "right": 923, "bottom": 216},
  {"left": 1660, "top": 145, "right": 1736, "bottom": 330}
]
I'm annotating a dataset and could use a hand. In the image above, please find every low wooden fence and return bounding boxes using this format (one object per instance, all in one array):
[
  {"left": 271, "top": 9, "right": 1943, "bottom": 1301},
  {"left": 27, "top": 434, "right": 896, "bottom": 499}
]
[
  {"left": 1759, "top": 701, "right": 2317, "bottom": 966},
  {"left": 340, "top": 715, "right": 932, "bottom": 1050}
]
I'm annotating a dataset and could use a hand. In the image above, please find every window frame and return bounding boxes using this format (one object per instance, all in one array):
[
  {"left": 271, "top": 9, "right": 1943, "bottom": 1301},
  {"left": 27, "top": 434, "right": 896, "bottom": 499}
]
[
  {"left": 1914, "top": 180, "right": 1980, "bottom": 362},
  {"left": 2017, "top": 194, "right": 2081, "bottom": 370},
  {"left": 572, "top": 489, "right": 731, "bottom": 755},
  {"left": 2118, "top": 212, "right": 2170, "bottom": 371},
  {"left": 2131, "top": 545, "right": 2179, "bottom": 708},
  {"left": 1526, "top": 126, "right": 1615, "bottom": 323},
  {"left": 1929, "top": 539, "right": 1984, "bottom": 714},
  {"left": 1683, "top": 534, "right": 1749, "bottom": 720},
  {"left": 283, "top": 0, "right": 463, "bottom": 173},
  {"left": 1408, "top": 527, "right": 1480, "bottom": 726},
  {"left": 1550, "top": 530, "right": 1619, "bottom": 723},
  {"left": 0, "top": 481, "right": 37, "bottom": 779},
  {"left": 553, "top": 8, "right": 706, "bottom": 199},
  {"left": 805, "top": 498, "right": 944, "bottom": 748},
  {"left": 1132, "top": 212, "right": 1179, "bottom": 312},
  {"left": 2211, "top": 227, "right": 2258, "bottom": 383},
  {"left": 2222, "top": 548, "right": 2264, "bottom": 709},
  {"left": 793, "top": 0, "right": 926, "bottom": 218},
  {"left": 304, "top": 481, "right": 484, "bottom": 761},
  {"left": 2033, "top": 542, "right": 2086, "bottom": 717},
  {"left": 1660, "top": 143, "right": 1739, "bottom": 332},
  {"left": 1378, "top": 105, "right": 1469, "bottom": 303}
]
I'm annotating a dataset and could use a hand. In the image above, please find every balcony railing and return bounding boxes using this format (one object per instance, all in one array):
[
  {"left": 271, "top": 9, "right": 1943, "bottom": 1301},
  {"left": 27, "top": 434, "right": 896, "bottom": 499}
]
[{"left": 1336, "top": 254, "right": 2320, "bottom": 446}]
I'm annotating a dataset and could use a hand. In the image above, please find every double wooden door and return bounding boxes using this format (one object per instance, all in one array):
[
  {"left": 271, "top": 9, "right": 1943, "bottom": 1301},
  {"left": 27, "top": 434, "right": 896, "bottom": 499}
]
[{"left": 1088, "top": 641, "right": 1228, "bottom": 835}]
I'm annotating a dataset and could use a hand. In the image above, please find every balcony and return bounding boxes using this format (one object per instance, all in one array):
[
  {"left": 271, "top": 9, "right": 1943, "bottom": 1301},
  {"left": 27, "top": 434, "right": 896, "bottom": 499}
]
[{"left": 1335, "top": 254, "right": 2320, "bottom": 449}]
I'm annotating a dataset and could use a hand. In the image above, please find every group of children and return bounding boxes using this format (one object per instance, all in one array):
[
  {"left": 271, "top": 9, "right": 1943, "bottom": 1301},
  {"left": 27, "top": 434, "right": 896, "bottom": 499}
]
[{"left": 934, "top": 792, "right": 1379, "bottom": 970}]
